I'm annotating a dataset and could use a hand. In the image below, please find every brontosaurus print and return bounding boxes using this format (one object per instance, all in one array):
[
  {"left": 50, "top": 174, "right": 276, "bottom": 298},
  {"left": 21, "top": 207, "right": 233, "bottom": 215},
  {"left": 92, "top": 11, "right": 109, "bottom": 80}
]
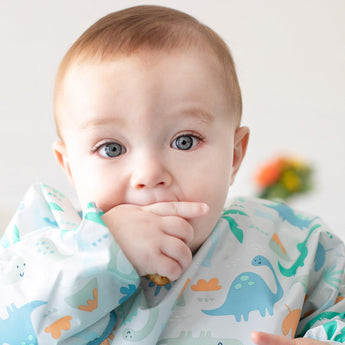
[
  {"left": 264, "top": 203, "right": 317, "bottom": 229},
  {"left": 157, "top": 331, "right": 243, "bottom": 345},
  {"left": 202, "top": 255, "right": 283, "bottom": 321}
]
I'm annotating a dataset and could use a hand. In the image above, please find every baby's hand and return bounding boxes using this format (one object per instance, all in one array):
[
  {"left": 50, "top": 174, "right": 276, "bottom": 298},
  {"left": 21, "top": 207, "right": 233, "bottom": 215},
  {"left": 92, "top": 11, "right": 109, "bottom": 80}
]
[
  {"left": 251, "top": 332, "right": 328, "bottom": 345},
  {"left": 102, "top": 201, "right": 208, "bottom": 281}
]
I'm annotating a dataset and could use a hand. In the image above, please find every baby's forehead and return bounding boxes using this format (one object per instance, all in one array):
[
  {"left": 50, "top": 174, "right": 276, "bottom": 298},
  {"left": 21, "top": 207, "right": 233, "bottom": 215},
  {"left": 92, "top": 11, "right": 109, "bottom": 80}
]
[{"left": 55, "top": 48, "right": 235, "bottom": 138}]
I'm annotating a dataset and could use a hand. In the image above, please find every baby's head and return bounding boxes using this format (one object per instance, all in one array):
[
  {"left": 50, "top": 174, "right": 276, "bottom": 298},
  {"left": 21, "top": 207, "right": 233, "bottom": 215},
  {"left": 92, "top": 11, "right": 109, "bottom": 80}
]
[
  {"left": 53, "top": 5, "right": 249, "bottom": 251},
  {"left": 54, "top": 5, "right": 243, "bottom": 137}
]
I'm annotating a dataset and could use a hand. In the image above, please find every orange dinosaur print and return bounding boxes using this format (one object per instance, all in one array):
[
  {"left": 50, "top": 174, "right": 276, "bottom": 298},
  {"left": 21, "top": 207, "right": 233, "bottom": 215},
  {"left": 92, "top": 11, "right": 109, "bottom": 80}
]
[
  {"left": 191, "top": 278, "right": 221, "bottom": 291},
  {"left": 282, "top": 304, "right": 301, "bottom": 338},
  {"left": 177, "top": 278, "right": 191, "bottom": 300},
  {"left": 78, "top": 288, "right": 98, "bottom": 312},
  {"left": 272, "top": 233, "right": 287, "bottom": 255},
  {"left": 45, "top": 315, "right": 73, "bottom": 339}
]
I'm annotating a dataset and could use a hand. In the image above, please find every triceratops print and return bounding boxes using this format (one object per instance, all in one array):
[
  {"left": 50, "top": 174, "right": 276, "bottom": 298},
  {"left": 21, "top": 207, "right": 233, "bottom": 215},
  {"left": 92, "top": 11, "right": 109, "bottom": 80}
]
[
  {"left": 0, "top": 300, "right": 47, "bottom": 344},
  {"left": 202, "top": 255, "right": 283, "bottom": 321}
]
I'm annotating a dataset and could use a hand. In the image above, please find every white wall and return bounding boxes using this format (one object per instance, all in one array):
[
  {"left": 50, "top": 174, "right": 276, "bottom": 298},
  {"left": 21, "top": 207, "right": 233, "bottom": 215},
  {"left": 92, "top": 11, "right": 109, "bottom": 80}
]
[{"left": 0, "top": 0, "right": 344, "bottom": 237}]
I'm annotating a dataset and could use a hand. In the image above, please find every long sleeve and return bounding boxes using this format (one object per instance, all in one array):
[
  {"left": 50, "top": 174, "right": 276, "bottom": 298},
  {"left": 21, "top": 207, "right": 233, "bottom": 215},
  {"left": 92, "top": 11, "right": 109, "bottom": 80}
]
[
  {"left": 297, "top": 224, "right": 345, "bottom": 343},
  {"left": 0, "top": 183, "right": 140, "bottom": 344}
]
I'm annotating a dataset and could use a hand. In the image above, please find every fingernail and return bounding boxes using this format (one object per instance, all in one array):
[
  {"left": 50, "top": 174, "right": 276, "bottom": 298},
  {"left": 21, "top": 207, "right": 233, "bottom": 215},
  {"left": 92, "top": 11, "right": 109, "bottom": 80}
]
[{"left": 201, "top": 203, "right": 209, "bottom": 213}]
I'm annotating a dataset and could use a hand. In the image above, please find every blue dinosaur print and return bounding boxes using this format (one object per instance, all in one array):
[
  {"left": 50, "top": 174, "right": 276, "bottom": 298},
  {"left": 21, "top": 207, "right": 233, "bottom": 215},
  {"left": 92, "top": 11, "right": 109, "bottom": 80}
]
[
  {"left": 0, "top": 300, "right": 47, "bottom": 344},
  {"left": 254, "top": 209, "right": 277, "bottom": 223},
  {"left": 264, "top": 203, "right": 317, "bottom": 229},
  {"left": 202, "top": 255, "right": 283, "bottom": 321}
]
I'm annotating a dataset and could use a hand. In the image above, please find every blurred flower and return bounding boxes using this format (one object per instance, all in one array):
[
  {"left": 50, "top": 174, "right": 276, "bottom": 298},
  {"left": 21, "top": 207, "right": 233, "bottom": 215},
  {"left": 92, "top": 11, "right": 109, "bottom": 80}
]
[{"left": 254, "top": 156, "right": 313, "bottom": 201}]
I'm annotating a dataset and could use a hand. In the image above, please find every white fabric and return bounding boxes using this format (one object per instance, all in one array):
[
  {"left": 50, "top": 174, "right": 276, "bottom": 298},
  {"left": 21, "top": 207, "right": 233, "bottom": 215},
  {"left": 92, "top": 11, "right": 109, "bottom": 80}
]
[{"left": 1, "top": 183, "right": 345, "bottom": 344}]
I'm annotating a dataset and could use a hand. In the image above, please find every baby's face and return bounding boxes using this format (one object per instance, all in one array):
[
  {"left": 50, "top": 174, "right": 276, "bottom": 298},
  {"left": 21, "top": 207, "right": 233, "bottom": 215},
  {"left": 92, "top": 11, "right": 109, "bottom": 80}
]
[{"left": 55, "top": 49, "right": 248, "bottom": 252}]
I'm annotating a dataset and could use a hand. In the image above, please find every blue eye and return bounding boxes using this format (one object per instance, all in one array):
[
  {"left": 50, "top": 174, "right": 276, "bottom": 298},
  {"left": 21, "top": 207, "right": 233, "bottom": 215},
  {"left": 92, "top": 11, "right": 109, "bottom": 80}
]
[
  {"left": 172, "top": 134, "right": 200, "bottom": 150},
  {"left": 98, "top": 142, "right": 126, "bottom": 158}
]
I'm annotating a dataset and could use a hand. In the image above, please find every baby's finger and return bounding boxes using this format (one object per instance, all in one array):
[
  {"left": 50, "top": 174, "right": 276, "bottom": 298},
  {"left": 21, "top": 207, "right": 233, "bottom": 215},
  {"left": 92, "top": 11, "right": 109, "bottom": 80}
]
[
  {"left": 153, "top": 253, "right": 184, "bottom": 281},
  {"left": 144, "top": 201, "right": 208, "bottom": 218},
  {"left": 160, "top": 237, "right": 193, "bottom": 274},
  {"left": 252, "top": 331, "right": 324, "bottom": 345},
  {"left": 251, "top": 332, "right": 293, "bottom": 345},
  {"left": 161, "top": 216, "right": 194, "bottom": 244}
]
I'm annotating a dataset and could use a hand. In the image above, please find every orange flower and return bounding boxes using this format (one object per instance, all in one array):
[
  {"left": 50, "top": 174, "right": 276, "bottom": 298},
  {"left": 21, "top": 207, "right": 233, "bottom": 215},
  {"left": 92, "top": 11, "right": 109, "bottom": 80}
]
[{"left": 255, "top": 158, "right": 285, "bottom": 188}]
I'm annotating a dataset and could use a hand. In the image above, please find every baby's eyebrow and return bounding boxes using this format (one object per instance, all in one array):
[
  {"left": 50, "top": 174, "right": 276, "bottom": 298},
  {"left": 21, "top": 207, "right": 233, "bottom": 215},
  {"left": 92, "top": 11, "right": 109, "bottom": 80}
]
[
  {"left": 79, "top": 116, "right": 126, "bottom": 130},
  {"left": 178, "top": 108, "right": 214, "bottom": 124}
]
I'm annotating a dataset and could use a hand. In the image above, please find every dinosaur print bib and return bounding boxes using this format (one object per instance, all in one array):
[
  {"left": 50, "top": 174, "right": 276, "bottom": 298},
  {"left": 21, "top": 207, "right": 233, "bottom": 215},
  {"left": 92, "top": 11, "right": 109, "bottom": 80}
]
[{"left": 1, "top": 184, "right": 345, "bottom": 344}]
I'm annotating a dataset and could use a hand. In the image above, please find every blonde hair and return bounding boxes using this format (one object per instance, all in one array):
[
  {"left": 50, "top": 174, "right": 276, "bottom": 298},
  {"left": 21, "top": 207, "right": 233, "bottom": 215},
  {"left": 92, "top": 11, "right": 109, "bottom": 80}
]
[{"left": 54, "top": 5, "right": 242, "bottom": 137}]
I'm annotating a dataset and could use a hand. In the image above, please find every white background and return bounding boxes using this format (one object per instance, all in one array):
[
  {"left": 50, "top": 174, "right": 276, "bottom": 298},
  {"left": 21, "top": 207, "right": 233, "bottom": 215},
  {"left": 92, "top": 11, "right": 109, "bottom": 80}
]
[{"left": 0, "top": 0, "right": 344, "bottom": 237}]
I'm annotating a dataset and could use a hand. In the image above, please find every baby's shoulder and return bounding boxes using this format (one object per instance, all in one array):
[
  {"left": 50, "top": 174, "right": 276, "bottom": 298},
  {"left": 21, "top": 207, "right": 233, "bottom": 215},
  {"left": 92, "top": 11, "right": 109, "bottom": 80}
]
[{"left": 224, "top": 196, "right": 322, "bottom": 233}]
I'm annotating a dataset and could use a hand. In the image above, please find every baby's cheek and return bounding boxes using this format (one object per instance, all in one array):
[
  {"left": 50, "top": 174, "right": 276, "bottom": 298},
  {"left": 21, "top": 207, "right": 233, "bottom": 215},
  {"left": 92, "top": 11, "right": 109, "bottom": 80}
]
[{"left": 189, "top": 214, "right": 217, "bottom": 253}]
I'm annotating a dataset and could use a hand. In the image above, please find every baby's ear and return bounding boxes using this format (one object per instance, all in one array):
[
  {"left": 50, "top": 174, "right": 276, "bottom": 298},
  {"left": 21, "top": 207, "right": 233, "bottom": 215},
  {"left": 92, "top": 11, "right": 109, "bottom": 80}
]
[
  {"left": 230, "top": 126, "right": 250, "bottom": 186},
  {"left": 52, "top": 141, "right": 74, "bottom": 186}
]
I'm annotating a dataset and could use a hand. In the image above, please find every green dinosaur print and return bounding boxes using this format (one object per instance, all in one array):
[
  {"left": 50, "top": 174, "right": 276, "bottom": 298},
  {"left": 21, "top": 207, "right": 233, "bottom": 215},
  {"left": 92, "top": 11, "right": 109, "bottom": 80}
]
[
  {"left": 222, "top": 209, "right": 248, "bottom": 243},
  {"left": 278, "top": 224, "right": 321, "bottom": 277}
]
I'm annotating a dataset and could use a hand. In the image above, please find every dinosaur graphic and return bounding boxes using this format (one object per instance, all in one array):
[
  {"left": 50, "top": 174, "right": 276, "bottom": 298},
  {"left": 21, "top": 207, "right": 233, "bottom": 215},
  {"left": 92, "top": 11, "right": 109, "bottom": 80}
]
[
  {"left": 1, "top": 255, "right": 27, "bottom": 285},
  {"left": 202, "top": 255, "right": 283, "bottom": 321},
  {"left": 0, "top": 300, "right": 47, "bottom": 344},
  {"left": 122, "top": 307, "right": 159, "bottom": 342},
  {"left": 222, "top": 209, "right": 248, "bottom": 243},
  {"left": 157, "top": 331, "right": 243, "bottom": 345},
  {"left": 278, "top": 224, "right": 321, "bottom": 277},
  {"left": 264, "top": 203, "right": 317, "bottom": 229}
]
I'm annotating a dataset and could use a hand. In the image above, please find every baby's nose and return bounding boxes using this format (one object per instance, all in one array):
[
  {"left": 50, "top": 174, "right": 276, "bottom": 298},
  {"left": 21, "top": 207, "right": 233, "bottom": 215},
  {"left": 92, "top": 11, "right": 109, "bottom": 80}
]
[{"left": 130, "top": 156, "right": 172, "bottom": 189}]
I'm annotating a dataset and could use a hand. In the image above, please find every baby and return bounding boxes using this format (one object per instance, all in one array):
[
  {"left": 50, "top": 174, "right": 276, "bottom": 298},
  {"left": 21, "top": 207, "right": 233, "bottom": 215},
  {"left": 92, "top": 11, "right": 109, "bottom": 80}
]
[{"left": 1, "top": 5, "right": 345, "bottom": 345}]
